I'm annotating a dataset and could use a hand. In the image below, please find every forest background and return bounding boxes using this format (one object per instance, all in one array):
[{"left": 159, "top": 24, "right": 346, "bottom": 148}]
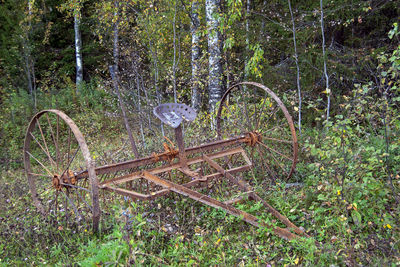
[{"left": 0, "top": 0, "right": 399, "bottom": 265}]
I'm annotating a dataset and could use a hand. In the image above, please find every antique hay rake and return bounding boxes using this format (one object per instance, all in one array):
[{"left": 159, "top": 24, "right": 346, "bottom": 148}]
[{"left": 24, "top": 82, "right": 308, "bottom": 240}]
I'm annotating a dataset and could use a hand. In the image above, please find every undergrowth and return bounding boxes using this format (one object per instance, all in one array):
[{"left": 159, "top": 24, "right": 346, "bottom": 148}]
[{"left": 1, "top": 35, "right": 400, "bottom": 265}]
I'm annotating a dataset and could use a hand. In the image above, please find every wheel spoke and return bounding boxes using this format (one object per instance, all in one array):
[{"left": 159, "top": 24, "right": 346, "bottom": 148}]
[
  {"left": 256, "top": 145, "right": 278, "bottom": 180},
  {"left": 36, "top": 118, "right": 57, "bottom": 169},
  {"left": 46, "top": 113, "right": 60, "bottom": 172},
  {"left": 29, "top": 132, "right": 56, "bottom": 172},
  {"left": 61, "top": 189, "right": 84, "bottom": 222},
  {"left": 221, "top": 102, "right": 247, "bottom": 134},
  {"left": 60, "top": 182, "right": 91, "bottom": 193},
  {"left": 261, "top": 137, "right": 292, "bottom": 144},
  {"left": 26, "top": 151, "right": 53, "bottom": 177},
  {"left": 256, "top": 140, "right": 293, "bottom": 162},
  {"left": 56, "top": 115, "right": 60, "bottom": 171}
]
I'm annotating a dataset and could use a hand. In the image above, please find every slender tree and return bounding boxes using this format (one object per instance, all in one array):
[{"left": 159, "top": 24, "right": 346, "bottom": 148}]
[
  {"left": 111, "top": 0, "right": 139, "bottom": 158},
  {"left": 172, "top": 0, "right": 179, "bottom": 103},
  {"left": 288, "top": 0, "right": 302, "bottom": 135},
  {"left": 191, "top": 0, "right": 202, "bottom": 110},
  {"left": 244, "top": 0, "right": 251, "bottom": 83},
  {"left": 206, "top": 0, "right": 223, "bottom": 111},
  {"left": 74, "top": 5, "right": 83, "bottom": 88},
  {"left": 320, "top": 0, "right": 330, "bottom": 121}
]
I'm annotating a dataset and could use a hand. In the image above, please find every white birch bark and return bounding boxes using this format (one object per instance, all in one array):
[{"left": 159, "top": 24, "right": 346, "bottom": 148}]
[
  {"left": 173, "top": 0, "right": 178, "bottom": 103},
  {"left": 191, "top": 0, "right": 201, "bottom": 110},
  {"left": 206, "top": 0, "right": 223, "bottom": 111},
  {"left": 74, "top": 9, "right": 83, "bottom": 88}
]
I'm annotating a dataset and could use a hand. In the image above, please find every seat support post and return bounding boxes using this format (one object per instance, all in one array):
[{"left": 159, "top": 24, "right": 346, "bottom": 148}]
[{"left": 174, "top": 124, "right": 187, "bottom": 166}]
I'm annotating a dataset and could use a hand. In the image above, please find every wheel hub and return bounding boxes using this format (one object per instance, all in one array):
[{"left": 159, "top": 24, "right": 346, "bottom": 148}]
[
  {"left": 244, "top": 131, "right": 262, "bottom": 146},
  {"left": 52, "top": 170, "right": 77, "bottom": 191}
]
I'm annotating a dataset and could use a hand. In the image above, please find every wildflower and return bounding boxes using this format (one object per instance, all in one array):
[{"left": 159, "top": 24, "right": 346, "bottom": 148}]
[
  {"left": 337, "top": 190, "right": 341, "bottom": 196},
  {"left": 386, "top": 224, "right": 392, "bottom": 229},
  {"left": 215, "top": 238, "right": 221, "bottom": 245}
]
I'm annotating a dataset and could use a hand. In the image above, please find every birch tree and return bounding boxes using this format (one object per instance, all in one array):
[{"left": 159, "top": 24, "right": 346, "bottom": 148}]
[
  {"left": 74, "top": 8, "right": 83, "bottom": 88},
  {"left": 206, "top": 0, "right": 223, "bottom": 111},
  {"left": 58, "top": 0, "right": 84, "bottom": 90},
  {"left": 191, "top": 0, "right": 202, "bottom": 110}
]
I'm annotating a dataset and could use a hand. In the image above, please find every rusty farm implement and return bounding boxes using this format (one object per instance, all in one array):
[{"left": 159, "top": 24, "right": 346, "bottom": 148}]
[{"left": 24, "top": 82, "right": 308, "bottom": 240}]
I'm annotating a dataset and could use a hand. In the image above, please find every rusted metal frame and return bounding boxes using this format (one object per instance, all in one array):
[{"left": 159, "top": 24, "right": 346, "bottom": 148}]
[
  {"left": 76, "top": 135, "right": 250, "bottom": 179},
  {"left": 99, "top": 161, "right": 251, "bottom": 201},
  {"left": 141, "top": 171, "right": 299, "bottom": 240},
  {"left": 202, "top": 154, "right": 308, "bottom": 238},
  {"left": 99, "top": 147, "right": 246, "bottom": 186}
]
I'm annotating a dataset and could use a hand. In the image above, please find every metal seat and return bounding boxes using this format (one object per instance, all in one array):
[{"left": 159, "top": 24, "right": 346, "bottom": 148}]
[{"left": 153, "top": 103, "right": 197, "bottom": 128}]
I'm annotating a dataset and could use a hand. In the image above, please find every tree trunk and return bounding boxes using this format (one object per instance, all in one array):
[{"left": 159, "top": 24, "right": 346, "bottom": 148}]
[
  {"left": 244, "top": 0, "right": 251, "bottom": 83},
  {"left": 74, "top": 9, "right": 83, "bottom": 89},
  {"left": 191, "top": 0, "right": 201, "bottom": 110},
  {"left": 206, "top": 0, "right": 223, "bottom": 111},
  {"left": 320, "top": 0, "right": 330, "bottom": 121},
  {"left": 288, "top": 0, "right": 302, "bottom": 135},
  {"left": 172, "top": 0, "right": 179, "bottom": 103},
  {"left": 111, "top": 0, "right": 139, "bottom": 158}
]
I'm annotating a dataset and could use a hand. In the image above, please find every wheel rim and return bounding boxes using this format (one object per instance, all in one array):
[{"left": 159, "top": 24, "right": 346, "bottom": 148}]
[
  {"left": 216, "top": 82, "right": 298, "bottom": 181},
  {"left": 24, "top": 110, "right": 100, "bottom": 232}
]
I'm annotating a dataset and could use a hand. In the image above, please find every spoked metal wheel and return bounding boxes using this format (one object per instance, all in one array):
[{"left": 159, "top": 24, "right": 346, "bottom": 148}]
[
  {"left": 23, "top": 110, "right": 100, "bottom": 232},
  {"left": 216, "top": 82, "right": 298, "bottom": 181}
]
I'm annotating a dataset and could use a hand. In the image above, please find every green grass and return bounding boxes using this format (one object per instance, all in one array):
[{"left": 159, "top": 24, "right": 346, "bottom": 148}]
[{"left": 1, "top": 112, "right": 399, "bottom": 266}]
